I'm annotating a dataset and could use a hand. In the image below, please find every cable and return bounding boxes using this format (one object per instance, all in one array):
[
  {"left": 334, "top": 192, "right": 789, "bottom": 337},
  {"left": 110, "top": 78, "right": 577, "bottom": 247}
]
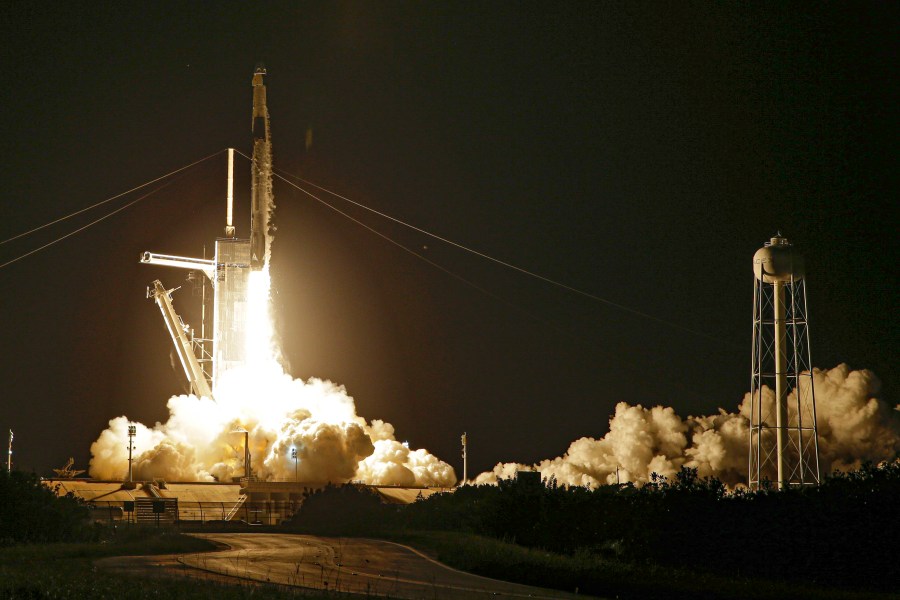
[
  {"left": 275, "top": 172, "right": 728, "bottom": 403},
  {"left": 275, "top": 172, "right": 560, "bottom": 327},
  {"left": 244, "top": 151, "right": 737, "bottom": 348},
  {"left": 0, "top": 180, "right": 175, "bottom": 270},
  {"left": 1, "top": 149, "right": 224, "bottom": 245}
]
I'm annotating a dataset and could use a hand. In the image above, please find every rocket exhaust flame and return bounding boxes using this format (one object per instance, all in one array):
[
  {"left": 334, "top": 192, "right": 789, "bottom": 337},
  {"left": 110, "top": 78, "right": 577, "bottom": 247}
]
[{"left": 89, "top": 259, "right": 456, "bottom": 486}]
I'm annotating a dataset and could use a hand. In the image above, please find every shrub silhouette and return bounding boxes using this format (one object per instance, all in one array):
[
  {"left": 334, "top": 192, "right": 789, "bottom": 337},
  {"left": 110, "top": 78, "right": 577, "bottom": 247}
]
[
  {"left": 377, "top": 462, "right": 899, "bottom": 590},
  {"left": 0, "top": 469, "right": 92, "bottom": 545},
  {"left": 288, "top": 483, "right": 394, "bottom": 535}
]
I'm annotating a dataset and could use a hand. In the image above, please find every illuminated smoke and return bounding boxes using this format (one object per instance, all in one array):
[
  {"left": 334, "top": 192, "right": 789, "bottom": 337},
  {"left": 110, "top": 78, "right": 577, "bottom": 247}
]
[
  {"left": 357, "top": 421, "right": 458, "bottom": 487},
  {"left": 474, "top": 365, "right": 899, "bottom": 487},
  {"left": 89, "top": 368, "right": 456, "bottom": 485},
  {"left": 89, "top": 268, "right": 456, "bottom": 486}
]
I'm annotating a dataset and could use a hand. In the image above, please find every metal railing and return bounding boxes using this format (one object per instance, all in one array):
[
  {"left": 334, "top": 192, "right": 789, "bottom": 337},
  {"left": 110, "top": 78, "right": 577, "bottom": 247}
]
[{"left": 86, "top": 499, "right": 301, "bottom": 526}]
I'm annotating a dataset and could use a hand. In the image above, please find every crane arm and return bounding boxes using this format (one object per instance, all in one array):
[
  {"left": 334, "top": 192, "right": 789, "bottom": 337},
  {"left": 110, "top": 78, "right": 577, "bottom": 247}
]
[
  {"left": 147, "top": 280, "right": 213, "bottom": 398},
  {"left": 141, "top": 252, "right": 215, "bottom": 280}
]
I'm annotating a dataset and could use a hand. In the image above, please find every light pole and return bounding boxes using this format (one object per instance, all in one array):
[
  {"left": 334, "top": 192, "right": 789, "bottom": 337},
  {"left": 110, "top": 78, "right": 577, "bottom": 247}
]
[
  {"left": 127, "top": 425, "right": 136, "bottom": 483},
  {"left": 231, "top": 428, "right": 251, "bottom": 480},
  {"left": 291, "top": 447, "right": 298, "bottom": 482},
  {"left": 7, "top": 429, "right": 12, "bottom": 471}
]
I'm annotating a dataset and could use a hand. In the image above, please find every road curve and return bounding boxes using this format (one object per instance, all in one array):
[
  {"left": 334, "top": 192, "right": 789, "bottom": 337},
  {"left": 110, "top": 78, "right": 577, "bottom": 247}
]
[{"left": 173, "top": 532, "right": 592, "bottom": 599}]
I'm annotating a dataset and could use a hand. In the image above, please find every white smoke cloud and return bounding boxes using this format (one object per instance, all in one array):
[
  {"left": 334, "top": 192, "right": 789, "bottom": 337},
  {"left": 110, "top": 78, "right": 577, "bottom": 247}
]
[
  {"left": 89, "top": 270, "right": 454, "bottom": 486},
  {"left": 807, "top": 365, "right": 900, "bottom": 471},
  {"left": 89, "top": 369, "right": 456, "bottom": 486},
  {"left": 475, "top": 365, "right": 899, "bottom": 488}
]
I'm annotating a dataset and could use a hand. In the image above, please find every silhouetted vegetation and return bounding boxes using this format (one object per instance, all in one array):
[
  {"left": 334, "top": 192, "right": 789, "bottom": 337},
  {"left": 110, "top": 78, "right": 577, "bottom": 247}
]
[
  {"left": 288, "top": 483, "right": 396, "bottom": 535},
  {"left": 289, "top": 461, "right": 900, "bottom": 595},
  {"left": 0, "top": 469, "right": 94, "bottom": 545}
]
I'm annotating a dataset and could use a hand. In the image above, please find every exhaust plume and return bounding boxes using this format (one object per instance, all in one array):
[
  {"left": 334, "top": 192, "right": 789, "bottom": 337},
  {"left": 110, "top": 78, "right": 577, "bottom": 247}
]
[
  {"left": 89, "top": 369, "right": 456, "bottom": 485},
  {"left": 90, "top": 264, "right": 456, "bottom": 486},
  {"left": 475, "top": 364, "right": 899, "bottom": 487}
]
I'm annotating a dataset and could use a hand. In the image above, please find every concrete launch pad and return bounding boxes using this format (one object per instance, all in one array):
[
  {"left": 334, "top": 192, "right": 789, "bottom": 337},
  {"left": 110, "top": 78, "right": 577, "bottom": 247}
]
[{"left": 44, "top": 479, "right": 453, "bottom": 525}]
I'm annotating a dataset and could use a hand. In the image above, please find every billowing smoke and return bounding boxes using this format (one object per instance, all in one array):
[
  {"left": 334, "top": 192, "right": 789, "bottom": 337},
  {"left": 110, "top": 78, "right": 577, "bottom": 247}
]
[
  {"left": 475, "top": 364, "right": 899, "bottom": 487},
  {"left": 89, "top": 369, "right": 456, "bottom": 485},
  {"left": 89, "top": 265, "right": 456, "bottom": 486}
]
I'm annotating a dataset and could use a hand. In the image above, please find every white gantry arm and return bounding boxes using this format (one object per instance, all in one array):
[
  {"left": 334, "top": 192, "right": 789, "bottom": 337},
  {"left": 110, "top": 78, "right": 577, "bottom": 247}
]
[{"left": 141, "top": 252, "right": 215, "bottom": 280}]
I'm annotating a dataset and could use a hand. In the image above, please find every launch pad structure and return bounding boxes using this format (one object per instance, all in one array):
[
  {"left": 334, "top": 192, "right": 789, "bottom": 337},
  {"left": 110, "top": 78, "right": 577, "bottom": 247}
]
[
  {"left": 43, "top": 478, "right": 452, "bottom": 526},
  {"left": 141, "top": 68, "right": 273, "bottom": 398},
  {"left": 39, "top": 68, "right": 456, "bottom": 523}
]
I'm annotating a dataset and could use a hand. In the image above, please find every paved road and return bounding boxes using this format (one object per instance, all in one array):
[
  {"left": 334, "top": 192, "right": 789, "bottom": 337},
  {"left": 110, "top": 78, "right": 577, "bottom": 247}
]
[{"left": 164, "top": 533, "right": 592, "bottom": 599}]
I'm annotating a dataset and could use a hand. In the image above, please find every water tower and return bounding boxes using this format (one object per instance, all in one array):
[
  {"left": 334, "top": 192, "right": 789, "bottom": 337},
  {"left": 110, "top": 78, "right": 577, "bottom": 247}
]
[{"left": 749, "top": 234, "right": 820, "bottom": 490}]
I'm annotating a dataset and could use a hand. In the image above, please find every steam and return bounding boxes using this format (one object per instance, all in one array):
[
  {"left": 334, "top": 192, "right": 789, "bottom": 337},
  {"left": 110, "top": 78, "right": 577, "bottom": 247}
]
[
  {"left": 89, "top": 265, "right": 456, "bottom": 486},
  {"left": 89, "top": 368, "right": 456, "bottom": 485},
  {"left": 475, "top": 364, "right": 899, "bottom": 487}
]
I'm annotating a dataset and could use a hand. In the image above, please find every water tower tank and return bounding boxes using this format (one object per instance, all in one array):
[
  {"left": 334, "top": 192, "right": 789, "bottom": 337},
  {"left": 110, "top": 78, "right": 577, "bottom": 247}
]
[{"left": 753, "top": 235, "right": 804, "bottom": 283}]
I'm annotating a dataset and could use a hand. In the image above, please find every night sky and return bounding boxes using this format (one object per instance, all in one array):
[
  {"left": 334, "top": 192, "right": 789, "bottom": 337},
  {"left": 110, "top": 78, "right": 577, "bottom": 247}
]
[{"left": 1, "top": 3, "right": 895, "bottom": 478}]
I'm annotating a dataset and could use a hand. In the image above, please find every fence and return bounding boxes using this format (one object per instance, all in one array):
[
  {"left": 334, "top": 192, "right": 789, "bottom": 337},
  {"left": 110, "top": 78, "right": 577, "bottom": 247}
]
[{"left": 87, "top": 499, "right": 302, "bottom": 526}]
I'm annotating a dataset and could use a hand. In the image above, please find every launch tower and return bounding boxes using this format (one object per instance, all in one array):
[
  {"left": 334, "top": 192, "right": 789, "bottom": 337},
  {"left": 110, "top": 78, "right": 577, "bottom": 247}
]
[
  {"left": 749, "top": 234, "right": 820, "bottom": 490},
  {"left": 141, "top": 67, "right": 274, "bottom": 396}
]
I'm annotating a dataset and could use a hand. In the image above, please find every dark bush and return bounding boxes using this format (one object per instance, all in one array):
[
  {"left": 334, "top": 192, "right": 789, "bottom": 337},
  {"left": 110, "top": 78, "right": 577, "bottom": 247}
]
[
  {"left": 287, "top": 483, "right": 396, "bottom": 535},
  {"left": 382, "top": 461, "right": 900, "bottom": 591},
  {"left": 0, "top": 469, "right": 93, "bottom": 545}
]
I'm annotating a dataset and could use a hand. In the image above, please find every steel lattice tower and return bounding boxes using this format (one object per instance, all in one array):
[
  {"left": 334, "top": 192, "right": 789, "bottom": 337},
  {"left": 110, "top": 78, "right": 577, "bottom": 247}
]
[{"left": 749, "top": 234, "right": 820, "bottom": 490}]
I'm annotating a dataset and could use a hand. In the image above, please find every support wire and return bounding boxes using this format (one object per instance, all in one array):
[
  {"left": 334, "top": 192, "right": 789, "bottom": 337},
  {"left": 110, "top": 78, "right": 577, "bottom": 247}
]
[
  {"left": 0, "top": 180, "right": 177, "bottom": 270},
  {"left": 1, "top": 150, "right": 224, "bottom": 245},
  {"left": 239, "top": 150, "right": 736, "bottom": 348}
]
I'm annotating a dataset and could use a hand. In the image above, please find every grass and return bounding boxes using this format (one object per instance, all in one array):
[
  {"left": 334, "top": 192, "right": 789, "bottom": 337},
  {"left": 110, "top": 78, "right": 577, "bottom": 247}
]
[
  {"left": 3, "top": 525, "right": 895, "bottom": 599},
  {"left": 384, "top": 530, "right": 899, "bottom": 600},
  {"left": 0, "top": 526, "right": 339, "bottom": 600}
]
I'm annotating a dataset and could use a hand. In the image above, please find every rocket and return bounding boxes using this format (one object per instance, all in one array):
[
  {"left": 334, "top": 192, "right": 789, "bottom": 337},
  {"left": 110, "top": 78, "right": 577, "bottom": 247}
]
[
  {"left": 141, "top": 67, "right": 276, "bottom": 395},
  {"left": 250, "top": 65, "right": 272, "bottom": 270}
]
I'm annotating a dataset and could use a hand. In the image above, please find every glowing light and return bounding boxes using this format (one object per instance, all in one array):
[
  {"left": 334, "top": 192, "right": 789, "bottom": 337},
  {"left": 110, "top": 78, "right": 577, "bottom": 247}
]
[
  {"left": 245, "top": 266, "right": 276, "bottom": 368},
  {"left": 88, "top": 256, "right": 457, "bottom": 487}
]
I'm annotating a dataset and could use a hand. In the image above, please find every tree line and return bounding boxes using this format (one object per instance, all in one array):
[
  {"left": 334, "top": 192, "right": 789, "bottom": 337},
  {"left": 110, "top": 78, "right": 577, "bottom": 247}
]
[
  {"left": 0, "top": 469, "right": 94, "bottom": 545},
  {"left": 290, "top": 461, "right": 900, "bottom": 592}
]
